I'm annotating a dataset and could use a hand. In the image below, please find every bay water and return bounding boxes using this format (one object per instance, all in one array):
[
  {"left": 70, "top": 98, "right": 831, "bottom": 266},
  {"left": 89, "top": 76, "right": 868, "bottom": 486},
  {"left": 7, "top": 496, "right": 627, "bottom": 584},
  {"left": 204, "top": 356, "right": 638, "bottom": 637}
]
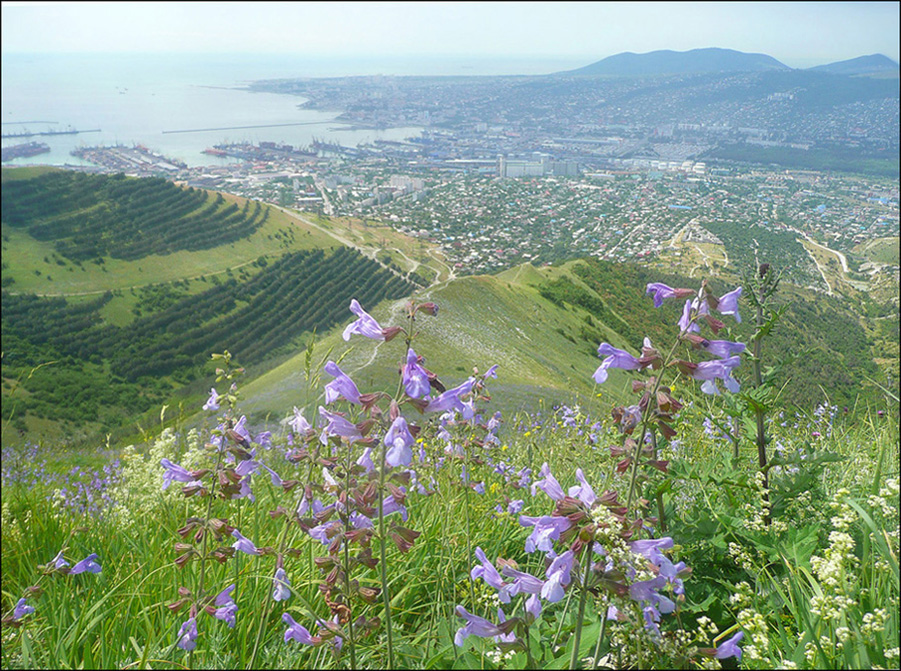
[{"left": 1, "top": 52, "right": 587, "bottom": 168}]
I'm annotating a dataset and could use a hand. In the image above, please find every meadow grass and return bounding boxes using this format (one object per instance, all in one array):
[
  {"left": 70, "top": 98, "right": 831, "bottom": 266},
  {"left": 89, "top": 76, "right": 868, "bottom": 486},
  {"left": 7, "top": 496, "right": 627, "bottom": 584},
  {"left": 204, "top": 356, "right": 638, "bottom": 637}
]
[
  {"left": 2, "top": 280, "right": 898, "bottom": 670},
  {"left": 2, "top": 388, "right": 897, "bottom": 669}
]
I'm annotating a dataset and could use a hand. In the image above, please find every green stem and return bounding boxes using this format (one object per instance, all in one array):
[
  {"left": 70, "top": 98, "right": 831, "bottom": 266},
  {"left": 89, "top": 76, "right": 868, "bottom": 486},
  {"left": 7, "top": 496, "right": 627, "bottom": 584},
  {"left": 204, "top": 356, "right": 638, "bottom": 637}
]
[
  {"left": 591, "top": 606, "right": 608, "bottom": 668},
  {"left": 343, "top": 447, "right": 357, "bottom": 671},
  {"left": 569, "top": 544, "right": 592, "bottom": 670},
  {"left": 650, "top": 431, "right": 666, "bottom": 533},
  {"left": 625, "top": 335, "right": 682, "bottom": 516},
  {"left": 378, "top": 443, "right": 395, "bottom": 669},
  {"left": 753, "top": 302, "right": 771, "bottom": 525}
]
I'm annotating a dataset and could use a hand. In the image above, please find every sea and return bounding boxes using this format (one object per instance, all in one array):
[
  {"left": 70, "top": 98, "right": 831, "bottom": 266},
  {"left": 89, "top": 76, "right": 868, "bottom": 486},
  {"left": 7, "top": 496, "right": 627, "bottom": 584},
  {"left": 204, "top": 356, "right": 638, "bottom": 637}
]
[{"left": 1, "top": 52, "right": 588, "bottom": 168}]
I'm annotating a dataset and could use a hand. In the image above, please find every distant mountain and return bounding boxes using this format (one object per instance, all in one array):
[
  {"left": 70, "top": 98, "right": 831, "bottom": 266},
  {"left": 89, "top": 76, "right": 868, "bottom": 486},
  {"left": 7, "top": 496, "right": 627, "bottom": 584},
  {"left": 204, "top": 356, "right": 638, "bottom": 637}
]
[
  {"left": 809, "top": 54, "right": 900, "bottom": 77},
  {"left": 561, "top": 48, "right": 790, "bottom": 77}
]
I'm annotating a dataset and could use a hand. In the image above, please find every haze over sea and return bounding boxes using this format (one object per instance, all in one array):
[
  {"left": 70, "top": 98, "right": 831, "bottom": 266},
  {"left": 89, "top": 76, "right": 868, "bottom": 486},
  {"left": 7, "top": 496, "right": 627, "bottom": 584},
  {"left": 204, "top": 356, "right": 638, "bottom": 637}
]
[{"left": 1, "top": 52, "right": 585, "bottom": 168}]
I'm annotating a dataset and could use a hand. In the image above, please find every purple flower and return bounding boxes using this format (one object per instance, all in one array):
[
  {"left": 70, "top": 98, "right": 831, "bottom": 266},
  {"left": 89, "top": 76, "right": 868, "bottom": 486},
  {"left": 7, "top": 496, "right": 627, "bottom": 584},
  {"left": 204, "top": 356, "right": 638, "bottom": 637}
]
[
  {"left": 177, "top": 617, "right": 198, "bottom": 651},
  {"left": 356, "top": 447, "right": 375, "bottom": 473},
  {"left": 272, "top": 567, "right": 291, "bottom": 602},
  {"left": 471, "top": 548, "right": 509, "bottom": 601},
  {"left": 13, "top": 598, "right": 34, "bottom": 620},
  {"left": 231, "top": 529, "right": 260, "bottom": 555},
  {"left": 717, "top": 287, "right": 742, "bottom": 323},
  {"left": 715, "top": 631, "right": 744, "bottom": 660},
  {"left": 629, "top": 537, "right": 674, "bottom": 562},
  {"left": 160, "top": 458, "right": 198, "bottom": 490},
  {"left": 646, "top": 282, "right": 678, "bottom": 308},
  {"left": 342, "top": 299, "right": 385, "bottom": 341},
  {"left": 50, "top": 550, "right": 69, "bottom": 570},
  {"left": 541, "top": 550, "right": 575, "bottom": 602},
  {"left": 593, "top": 343, "right": 642, "bottom": 384},
  {"left": 424, "top": 378, "right": 475, "bottom": 414},
  {"left": 289, "top": 406, "right": 311, "bottom": 434},
  {"left": 309, "top": 520, "right": 342, "bottom": 545},
  {"left": 531, "top": 462, "right": 565, "bottom": 501},
  {"left": 629, "top": 576, "right": 675, "bottom": 614},
  {"left": 501, "top": 565, "right": 545, "bottom": 598},
  {"left": 235, "top": 458, "right": 259, "bottom": 477},
  {"left": 283, "top": 613, "right": 318, "bottom": 645},
  {"left": 520, "top": 515, "right": 572, "bottom": 553},
  {"left": 232, "top": 416, "right": 252, "bottom": 446},
  {"left": 568, "top": 468, "right": 597, "bottom": 506},
  {"left": 525, "top": 593, "right": 542, "bottom": 620},
  {"left": 213, "top": 584, "right": 237, "bottom": 627},
  {"left": 643, "top": 605, "right": 662, "bottom": 637},
  {"left": 70, "top": 553, "right": 101, "bottom": 574},
  {"left": 454, "top": 605, "right": 503, "bottom": 646},
  {"left": 701, "top": 339, "right": 746, "bottom": 359},
  {"left": 678, "top": 299, "right": 700, "bottom": 334},
  {"left": 318, "top": 406, "right": 363, "bottom": 444},
  {"left": 688, "top": 356, "right": 742, "bottom": 395},
  {"left": 402, "top": 348, "right": 431, "bottom": 399},
  {"left": 382, "top": 489, "right": 408, "bottom": 521},
  {"left": 484, "top": 364, "right": 499, "bottom": 379},
  {"left": 203, "top": 388, "right": 220, "bottom": 411},
  {"left": 323, "top": 361, "right": 362, "bottom": 405},
  {"left": 260, "top": 462, "right": 283, "bottom": 487},
  {"left": 384, "top": 416, "right": 414, "bottom": 468}
]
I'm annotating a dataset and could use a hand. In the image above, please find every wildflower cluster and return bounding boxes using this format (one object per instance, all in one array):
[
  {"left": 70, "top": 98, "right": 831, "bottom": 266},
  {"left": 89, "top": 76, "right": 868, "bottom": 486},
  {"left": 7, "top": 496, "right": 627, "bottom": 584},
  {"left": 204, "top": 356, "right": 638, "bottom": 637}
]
[{"left": 455, "top": 462, "right": 743, "bottom": 668}]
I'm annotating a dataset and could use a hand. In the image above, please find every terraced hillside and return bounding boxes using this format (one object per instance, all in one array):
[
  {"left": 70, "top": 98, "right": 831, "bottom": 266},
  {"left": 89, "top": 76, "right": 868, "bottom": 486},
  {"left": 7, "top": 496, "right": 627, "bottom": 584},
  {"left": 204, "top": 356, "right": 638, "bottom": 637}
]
[
  {"left": 2, "top": 171, "right": 268, "bottom": 261},
  {"left": 0, "top": 169, "right": 417, "bottom": 442}
]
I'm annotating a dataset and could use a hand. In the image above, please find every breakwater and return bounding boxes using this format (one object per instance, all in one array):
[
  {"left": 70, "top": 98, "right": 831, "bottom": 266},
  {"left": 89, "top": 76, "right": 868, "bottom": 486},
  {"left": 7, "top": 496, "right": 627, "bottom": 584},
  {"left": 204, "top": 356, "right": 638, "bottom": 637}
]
[{"left": 162, "top": 121, "right": 337, "bottom": 134}]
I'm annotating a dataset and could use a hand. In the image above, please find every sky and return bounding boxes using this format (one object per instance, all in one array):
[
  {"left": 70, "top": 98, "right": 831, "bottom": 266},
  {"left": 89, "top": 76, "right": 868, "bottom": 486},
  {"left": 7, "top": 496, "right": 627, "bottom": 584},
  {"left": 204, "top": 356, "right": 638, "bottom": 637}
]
[{"left": 1, "top": 1, "right": 899, "bottom": 69}]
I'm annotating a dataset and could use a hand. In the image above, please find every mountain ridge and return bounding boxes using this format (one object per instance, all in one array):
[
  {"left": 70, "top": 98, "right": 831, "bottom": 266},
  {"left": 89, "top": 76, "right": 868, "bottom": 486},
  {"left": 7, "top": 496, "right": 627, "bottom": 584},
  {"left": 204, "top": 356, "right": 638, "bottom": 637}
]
[{"left": 559, "top": 48, "right": 899, "bottom": 78}]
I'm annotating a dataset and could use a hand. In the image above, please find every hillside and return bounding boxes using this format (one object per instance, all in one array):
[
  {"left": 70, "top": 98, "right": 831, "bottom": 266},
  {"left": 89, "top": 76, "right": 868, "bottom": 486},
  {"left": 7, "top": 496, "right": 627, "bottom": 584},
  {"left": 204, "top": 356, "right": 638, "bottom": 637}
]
[
  {"left": 562, "top": 47, "right": 789, "bottom": 77},
  {"left": 809, "top": 53, "right": 900, "bottom": 77},
  {"left": 237, "top": 256, "right": 891, "bottom": 437},
  {"left": 0, "top": 169, "right": 417, "bottom": 443},
  {"left": 2, "top": 168, "right": 893, "bottom": 447}
]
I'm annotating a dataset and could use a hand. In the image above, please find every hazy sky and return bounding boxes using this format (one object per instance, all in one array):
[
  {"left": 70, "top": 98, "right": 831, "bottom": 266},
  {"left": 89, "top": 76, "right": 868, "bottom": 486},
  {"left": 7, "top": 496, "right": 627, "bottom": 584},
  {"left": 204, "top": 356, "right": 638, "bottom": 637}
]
[{"left": 2, "top": 1, "right": 899, "bottom": 68}]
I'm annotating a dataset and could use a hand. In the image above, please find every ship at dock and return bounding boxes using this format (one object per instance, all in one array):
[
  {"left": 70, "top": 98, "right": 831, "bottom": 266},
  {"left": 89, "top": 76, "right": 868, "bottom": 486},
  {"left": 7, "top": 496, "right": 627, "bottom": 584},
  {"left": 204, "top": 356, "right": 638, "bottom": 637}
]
[
  {"left": 1, "top": 125, "right": 101, "bottom": 140},
  {"left": 2, "top": 141, "right": 51, "bottom": 162}
]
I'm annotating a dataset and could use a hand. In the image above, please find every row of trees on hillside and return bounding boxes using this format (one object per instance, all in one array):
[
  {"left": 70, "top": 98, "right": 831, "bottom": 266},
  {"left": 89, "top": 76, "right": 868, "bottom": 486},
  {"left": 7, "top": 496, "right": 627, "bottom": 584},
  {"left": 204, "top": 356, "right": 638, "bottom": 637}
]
[{"left": 1, "top": 171, "right": 268, "bottom": 262}]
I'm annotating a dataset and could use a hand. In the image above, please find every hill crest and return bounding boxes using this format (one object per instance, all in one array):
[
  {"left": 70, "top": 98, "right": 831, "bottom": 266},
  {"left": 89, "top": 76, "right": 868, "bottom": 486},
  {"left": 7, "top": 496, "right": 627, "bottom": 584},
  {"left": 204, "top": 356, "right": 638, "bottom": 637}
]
[
  {"left": 809, "top": 53, "right": 900, "bottom": 76},
  {"left": 560, "top": 47, "right": 790, "bottom": 77}
]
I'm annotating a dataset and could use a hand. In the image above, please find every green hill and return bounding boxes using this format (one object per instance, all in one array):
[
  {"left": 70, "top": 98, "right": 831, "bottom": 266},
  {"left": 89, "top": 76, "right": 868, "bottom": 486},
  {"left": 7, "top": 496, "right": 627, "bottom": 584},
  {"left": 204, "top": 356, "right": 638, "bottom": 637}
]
[
  {"left": 237, "top": 256, "right": 891, "bottom": 435},
  {"left": 2, "top": 167, "right": 892, "bottom": 447},
  {"left": 0, "top": 169, "right": 414, "bottom": 443}
]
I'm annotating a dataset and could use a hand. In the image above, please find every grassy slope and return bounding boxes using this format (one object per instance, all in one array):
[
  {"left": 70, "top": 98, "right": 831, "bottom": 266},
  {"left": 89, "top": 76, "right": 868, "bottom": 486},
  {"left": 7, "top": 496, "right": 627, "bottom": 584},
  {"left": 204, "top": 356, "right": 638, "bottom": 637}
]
[
  {"left": 238, "top": 261, "right": 634, "bottom": 429},
  {"left": 1, "top": 190, "right": 338, "bottom": 296}
]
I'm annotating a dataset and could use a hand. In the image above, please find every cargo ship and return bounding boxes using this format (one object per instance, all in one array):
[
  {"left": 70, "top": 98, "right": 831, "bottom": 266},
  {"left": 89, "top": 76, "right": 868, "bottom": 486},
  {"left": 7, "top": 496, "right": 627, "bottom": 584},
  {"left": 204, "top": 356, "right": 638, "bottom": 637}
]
[{"left": 2, "top": 141, "right": 51, "bottom": 162}]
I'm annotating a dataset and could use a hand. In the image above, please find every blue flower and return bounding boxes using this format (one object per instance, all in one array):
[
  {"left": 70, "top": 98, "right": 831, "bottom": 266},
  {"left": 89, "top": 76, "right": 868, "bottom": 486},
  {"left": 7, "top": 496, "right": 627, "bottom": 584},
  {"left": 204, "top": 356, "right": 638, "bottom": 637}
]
[
  {"left": 323, "top": 361, "right": 362, "bottom": 405},
  {"left": 70, "top": 553, "right": 101, "bottom": 575},
  {"left": 384, "top": 416, "right": 414, "bottom": 468},
  {"left": 342, "top": 299, "right": 386, "bottom": 341},
  {"left": 13, "top": 597, "right": 34, "bottom": 620},
  {"left": 177, "top": 617, "right": 198, "bottom": 651},
  {"left": 594, "top": 343, "right": 642, "bottom": 384},
  {"left": 283, "top": 613, "right": 319, "bottom": 645},
  {"left": 272, "top": 567, "right": 291, "bottom": 602},
  {"left": 454, "top": 605, "right": 503, "bottom": 646},
  {"left": 231, "top": 529, "right": 260, "bottom": 555},
  {"left": 716, "top": 631, "right": 744, "bottom": 660},
  {"left": 402, "top": 348, "right": 431, "bottom": 399}
]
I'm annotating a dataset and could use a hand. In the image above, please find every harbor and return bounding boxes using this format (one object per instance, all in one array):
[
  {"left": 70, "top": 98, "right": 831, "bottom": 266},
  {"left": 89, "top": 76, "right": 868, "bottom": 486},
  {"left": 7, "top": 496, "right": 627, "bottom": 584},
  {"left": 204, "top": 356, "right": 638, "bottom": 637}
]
[
  {"left": 70, "top": 144, "right": 188, "bottom": 174},
  {"left": 1, "top": 141, "right": 51, "bottom": 162}
]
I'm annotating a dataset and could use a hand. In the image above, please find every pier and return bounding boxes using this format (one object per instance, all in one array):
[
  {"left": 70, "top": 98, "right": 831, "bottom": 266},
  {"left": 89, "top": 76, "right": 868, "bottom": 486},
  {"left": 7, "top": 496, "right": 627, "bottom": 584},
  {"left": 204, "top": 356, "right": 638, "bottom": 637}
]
[
  {"left": 162, "top": 121, "right": 337, "bottom": 135},
  {"left": 1, "top": 128, "right": 101, "bottom": 139}
]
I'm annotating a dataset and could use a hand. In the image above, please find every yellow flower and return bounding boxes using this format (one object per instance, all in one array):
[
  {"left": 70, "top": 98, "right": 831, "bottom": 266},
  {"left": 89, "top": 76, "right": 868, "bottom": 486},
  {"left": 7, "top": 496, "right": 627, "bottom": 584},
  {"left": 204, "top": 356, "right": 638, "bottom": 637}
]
[{"left": 524, "top": 431, "right": 531, "bottom": 437}]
